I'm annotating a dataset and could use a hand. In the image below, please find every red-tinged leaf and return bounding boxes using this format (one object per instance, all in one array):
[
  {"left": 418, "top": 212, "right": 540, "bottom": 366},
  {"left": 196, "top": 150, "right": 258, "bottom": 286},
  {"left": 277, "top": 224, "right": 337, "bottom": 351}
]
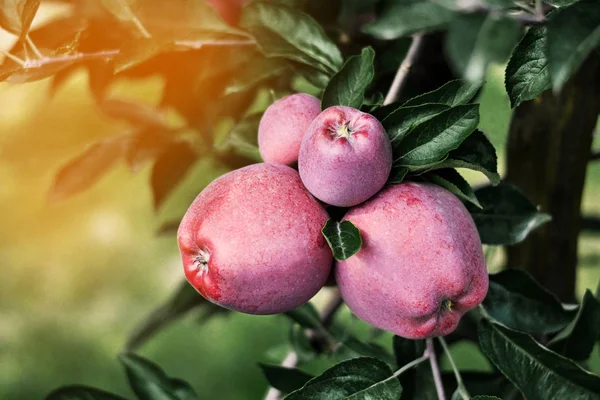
[
  {"left": 114, "top": 38, "right": 174, "bottom": 73},
  {"left": 206, "top": 0, "right": 246, "bottom": 25},
  {"left": 0, "top": 60, "right": 22, "bottom": 81},
  {"left": 125, "top": 128, "right": 173, "bottom": 172},
  {"left": 50, "top": 136, "right": 127, "bottom": 201},
  {"left": 151, "top": 141, "right": 198, "bottom": 209},
  {"left": 0, "top": 0, "right": 40, "bottom": 38},
  {"left": 99, "top": 99, "right": 172, "bottom": 129}
]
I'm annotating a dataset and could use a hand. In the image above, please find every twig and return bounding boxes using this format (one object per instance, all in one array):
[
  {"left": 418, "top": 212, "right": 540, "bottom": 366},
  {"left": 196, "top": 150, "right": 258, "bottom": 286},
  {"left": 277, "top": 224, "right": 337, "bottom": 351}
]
[
  {"left": 426, "top": 338, "right": 447, "bottom": 400},
  {"left": 264, "top": 290, "right": 344, "bottom": 400},
  {"left": 393, "top": 353, "right": 430, "bottom": 377},
  {"left": 23, "top": 50, "right": 119, "bottom": 68},
  {"left": 174, "top": 39, "right": 255, "bottom": 49},
  {"left": 534, "top": 0, "right": 544, "bottom": 20},
  {"left": 0, "top": 49, "right": 26, "bottom": 66},
  {"left": 25, "top": 35, "right": 44, "bottom": 59},
  {"left": 383, "top": 34, "right": 424, "bottom": 106},
  {"left": 438, "top": 336, "right": 470, "bottom": 399}
]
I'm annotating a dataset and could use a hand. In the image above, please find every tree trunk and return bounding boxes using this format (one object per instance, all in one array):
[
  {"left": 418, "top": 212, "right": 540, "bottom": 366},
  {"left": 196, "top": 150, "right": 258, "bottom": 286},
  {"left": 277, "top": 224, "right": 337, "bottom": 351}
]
[{"left": 505, "top": 54, "right": 600, "bottom": 302}]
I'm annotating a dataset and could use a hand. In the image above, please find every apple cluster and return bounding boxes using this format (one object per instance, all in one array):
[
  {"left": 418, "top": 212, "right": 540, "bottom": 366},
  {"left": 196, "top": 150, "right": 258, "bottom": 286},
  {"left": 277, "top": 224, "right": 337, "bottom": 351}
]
[{"left": 178, "top": 93, "right": 488, "bottom": 339}]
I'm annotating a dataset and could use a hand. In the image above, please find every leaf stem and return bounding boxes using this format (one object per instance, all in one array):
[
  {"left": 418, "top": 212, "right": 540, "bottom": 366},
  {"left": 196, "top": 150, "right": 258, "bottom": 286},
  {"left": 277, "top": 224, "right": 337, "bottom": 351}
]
[
  {"left": 393, "top": 353, "right": 430, "bottom": 377},
  {"left": 383, "top": 34, "right": 424, "bottom": 106},
  {"left": 25, "top": 35, "right": 44, "bottom": 59},
  {"left": 0, "top": 49, "right": 26, "bottom": 66},
  {"left": 426, "top": 338, "right": 447, "bottom": 400},
  {"left": 438, "top": 336, "right": 470, "bottom": 399}
]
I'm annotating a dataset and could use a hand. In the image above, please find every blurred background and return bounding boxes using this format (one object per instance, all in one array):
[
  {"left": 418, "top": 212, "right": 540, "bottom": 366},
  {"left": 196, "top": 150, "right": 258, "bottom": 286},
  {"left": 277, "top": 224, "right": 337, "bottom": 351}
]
[{"left": 1, "top": 2, "right": 599, "bottom": 400}]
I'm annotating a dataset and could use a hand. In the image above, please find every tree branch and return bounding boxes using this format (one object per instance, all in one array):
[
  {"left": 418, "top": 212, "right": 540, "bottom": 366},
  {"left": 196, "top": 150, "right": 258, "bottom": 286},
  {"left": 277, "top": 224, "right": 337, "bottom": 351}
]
[
  {"left": 383, "top": 34, "right": 425, "bottom": 106},
  {"left": 426, "top": 338, "right": 447, "bottom": 400}
]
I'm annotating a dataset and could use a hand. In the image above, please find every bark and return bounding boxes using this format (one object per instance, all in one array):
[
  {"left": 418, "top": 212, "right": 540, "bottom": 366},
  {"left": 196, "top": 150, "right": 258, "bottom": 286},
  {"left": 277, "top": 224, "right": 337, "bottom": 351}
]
[{"left": 505, "top": 54, "right": 600, "bottom": 302}]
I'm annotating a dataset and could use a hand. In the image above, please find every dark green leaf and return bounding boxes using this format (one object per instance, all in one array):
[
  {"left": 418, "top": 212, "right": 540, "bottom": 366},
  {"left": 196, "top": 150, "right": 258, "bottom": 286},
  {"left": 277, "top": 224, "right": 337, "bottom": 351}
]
[
  {"left": 446, "top": 14, "right": 521, "bottom": 82},
  {"left": 472, "top": 397, "right": 502, "bottom": 400},
  {"left": 363, "top": 0, "right": 456, "bottom": 40},
  {"left": 383, "top": 103, "right": 450, "bottom": 149},
  {"left": 260, "top": 364, "right": 314, "bottom": 394},
  {"left": 395, "top": 105, "right": 479, "bottom": 167},
  {"left": 119, "top": 353, "right": 198, "bottom": 400},
  {"left": 50, "top": 136, "right": 126, "bottom": 201},
  {"left": 285, "top": 302, "right": 321, "bottom": 330},
  {"left": 285, "top": 357, "right": 402, "bottom": 399},
  {"left": 215, "top": 113, "right": 262, "bottom": 162},
  {"left": 547, "top": 0, "right": 600, "bottom": 91},
  {"left": 424, "top": 168, "right": 481, "bottom": 208},
  {"left": 0, "top": 0, "right": 40, "bottom": 38},
  {"left": 403, "top": 80, "right": 483, "bottom": 108},
  {"left": 321, "top": 47, "right": 375, "bottom": 109},
  {"left": 241, "top": 1, "right": 343, "bottom": 75},
  {"left": 549, "top": 290, "right": 600, "bottom": 361},
  {"left": 321, "top": 219, "right": 362, "bottom": 261},
  {"left": 424, "top": 130, "right": 500, "bottom": 185},
  {"left": 387, "top": 165, "right": 409, "bottom": 185},
  {"left": 225, "top": 57, "right": 290, "bottom": 95},
  {"left": 545, "top": 0, "right": 580, "bottom": 5},
  {"left": 151, "top": 141, "right": 198, "bottom": 209},
  {"left": 505, "top": 26, "right": 551, "bottom": 108},
  {"left": 293, "top": 63, "right": 331, "bottom": 90},
  {"left": 466, "top": 184, "right": 552, "bottom": 245},
  {"left": 478, "top": 319, "right": 600, "bottom": 400},
  {"left": 125, "top": 281, "right": 226, "bottom": 351},
  {"left": 46, "top": 385, "right": 129, "bottom": 400},
  {"left": 483, "top": 269, "right": 577, "bottom": 334}
]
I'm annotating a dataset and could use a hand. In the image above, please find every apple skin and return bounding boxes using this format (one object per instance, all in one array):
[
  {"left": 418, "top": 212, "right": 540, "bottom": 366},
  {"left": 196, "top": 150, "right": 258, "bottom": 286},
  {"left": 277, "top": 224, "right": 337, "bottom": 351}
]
[
  {"left": 298, "top": 106, "right": 392, "bottom": 207},
  {"left": 177, "top": 163, "right": 332, "bottom": 315},
  {"left": 335, "top": 182, "right": 488, "bottom": 339},
  {"left": 258, "top": 94, "right": 321, "bottom": 166}
]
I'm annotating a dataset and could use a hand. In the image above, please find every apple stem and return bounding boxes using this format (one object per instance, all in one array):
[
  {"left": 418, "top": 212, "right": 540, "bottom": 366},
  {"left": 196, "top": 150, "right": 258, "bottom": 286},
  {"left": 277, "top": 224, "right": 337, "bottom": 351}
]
[
  {"left": 439, "top": 336, "right": 471, "bottom": 399},
  {"left": 426, "top": 338, "right": 447, "bottom": 400}
]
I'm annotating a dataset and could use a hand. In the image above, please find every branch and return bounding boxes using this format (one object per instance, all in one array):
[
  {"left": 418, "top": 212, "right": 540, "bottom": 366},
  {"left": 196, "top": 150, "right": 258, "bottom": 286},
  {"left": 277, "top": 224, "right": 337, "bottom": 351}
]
[
  {"left": 426, "top": 338, "right": 447, "bottom": 400},
  {"left": 264, "top": 290, "right": 344, "bottom": 400},
  {"left": 383, "top": 34, "right": 425, "bottom": 106}
]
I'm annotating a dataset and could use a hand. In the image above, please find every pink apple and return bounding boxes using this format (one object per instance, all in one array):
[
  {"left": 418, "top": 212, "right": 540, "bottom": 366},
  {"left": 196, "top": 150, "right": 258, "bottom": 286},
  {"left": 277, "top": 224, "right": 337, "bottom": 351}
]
[{"left": 298, "top": 106, "right": 392, "bottom": 207}]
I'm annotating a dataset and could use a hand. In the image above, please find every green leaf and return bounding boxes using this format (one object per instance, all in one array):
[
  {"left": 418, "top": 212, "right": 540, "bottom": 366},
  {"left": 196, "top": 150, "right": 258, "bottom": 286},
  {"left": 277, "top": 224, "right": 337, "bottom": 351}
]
[
  {"left": 225, "top": 57, "right": 290, "bottom": 95},
  {"left": 549, "top": 290, "right": 600, "bottom": 361},
  {"left": 0, "top": 0, "right": 40, "bottom": 38},
  {"left": 285, "top": 302, "right": 321, "bottom": 330},
  {"left": 119, "top": 353, "right": 198, "bottom": 400},
  {"left": 392, "top": 337, "right": 425, "bottom": 368},
  {"left": 284, "top": 357, "right": 402, "bottom": 399},
  {"left": 544, "top": 0, "right": 580, "bottom": 5},
  {"left": 215, "top": 114, "right": 263, "bottom": 163},
  {"left": 446, "top": 14, "right": 521, "bottom": 83},
  {"left": 547, "top": 0, "right": 600, "bottom": 91},
  {"left": 478, "top": 319, "right": 600, "bottom": 400},
  {"left": 46, "top": 385, "right": 129, "bottom": 400},
  {"left": 472, "top": 397, "right": 502, "bottom": 400},
  {"left": 505, "top": 26, "right": 551, "bottom": 108},
  {"left": 321, "top": 47, "right": 375, "bottom": 109},
  {"left": 50, "top": 136, "right": 127, "bottom": 202},
  {"left": 395, "top": 104, "right": 480, "bottom": 167},
  {"left": 483, "top": 269, "right": 577, "bottom": 334},
  {"left": 289, "top": 324, "right": 315, "bottom": 364},
  {"left": 466, "top": 184, "right": 552, "bottom": 245},
  {"left": 151, "top": 141, "right": 198, "bottom": 209},
  {"left": 424, "top": 168, "right": 481, "bottom": 208},
  {"left": 321, "top": 219, "right": 362, "bottom": 261},
  {"left": 403, "top": 79, "right": 483, "bottom": 108},
  {"left": 423, "top": 130, "right": 500, "bottom": 185},
  {"left": 363, "top": 0, "right": 456, "bottom": 40},
  {"left": 383, "top": 103, "right": 450, "bottom": 149},
  {"left": 387, "top": 165, "right": 409, "bottom": 185},
  {"left": 260, "top": 364, "right": 314, "bottom": 394},
  {"left": 125, "top": 281, "right": 226, "bottom": 351},
  {"left": 241, "top": 1, "right": 343, "bottom": 75}
]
